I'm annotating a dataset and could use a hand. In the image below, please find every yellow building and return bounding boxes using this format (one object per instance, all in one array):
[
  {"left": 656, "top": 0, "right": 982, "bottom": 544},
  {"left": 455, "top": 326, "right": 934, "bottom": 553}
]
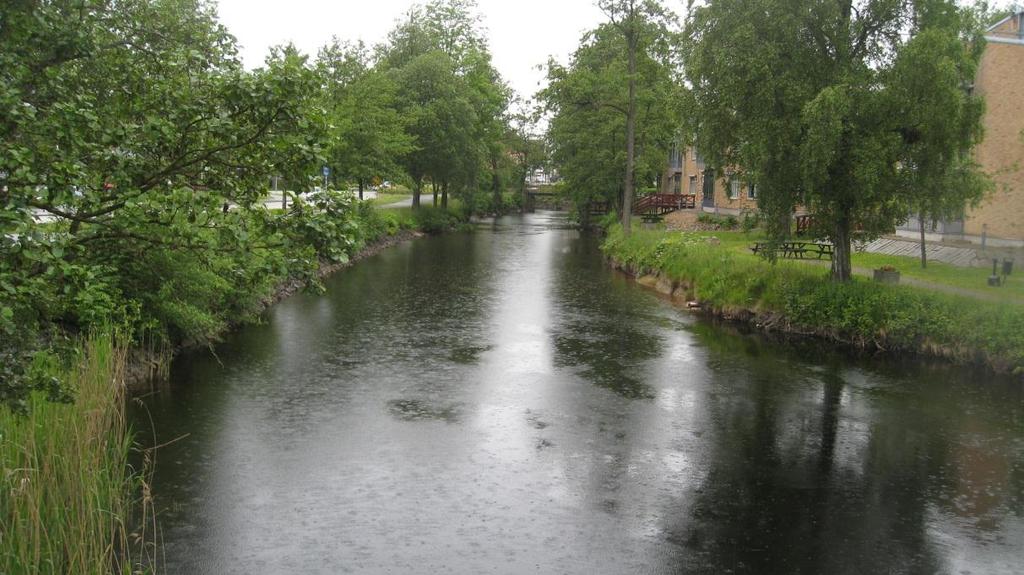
[
  {"left": 962, "top": 12, "right": 1024, "bottom": 246},
  {"left": 895, "top": 12, "right": 1024, "bottom": 246},
  {"left": 661, "top": 146, "right": 758, "bottom": 215}
]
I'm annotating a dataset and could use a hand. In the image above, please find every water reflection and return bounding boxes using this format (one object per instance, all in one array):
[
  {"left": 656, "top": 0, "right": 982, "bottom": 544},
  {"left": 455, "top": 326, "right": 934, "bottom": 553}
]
[{"left": 133, "top": 212, "right": 1024, "bottom": 574}]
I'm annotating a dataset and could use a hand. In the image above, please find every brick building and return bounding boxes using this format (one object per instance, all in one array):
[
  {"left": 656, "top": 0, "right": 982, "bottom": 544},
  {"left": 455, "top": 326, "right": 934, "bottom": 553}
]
[
  {"left": 957, "top": 12, "right": 1023, "bottom": 246},
  {"left": 660, "top": 145, "right": 758, "bottom": 214}
]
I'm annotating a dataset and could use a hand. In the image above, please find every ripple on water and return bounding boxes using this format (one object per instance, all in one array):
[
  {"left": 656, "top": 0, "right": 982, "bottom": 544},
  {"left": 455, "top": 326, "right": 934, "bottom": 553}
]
[{"left": 386, "top": 398, "right": 464, "bottom": 424}]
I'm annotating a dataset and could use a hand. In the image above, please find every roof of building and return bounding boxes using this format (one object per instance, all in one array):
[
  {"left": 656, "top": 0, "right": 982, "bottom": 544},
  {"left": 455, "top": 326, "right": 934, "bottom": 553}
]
[{"left": 986, "top": 11, "right": 1024, "bottom": 45}]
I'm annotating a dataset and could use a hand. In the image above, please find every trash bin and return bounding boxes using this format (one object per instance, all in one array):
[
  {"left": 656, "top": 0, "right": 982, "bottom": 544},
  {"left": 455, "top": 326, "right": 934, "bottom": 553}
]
[{"left": 1003, "top": 259, "right": 1014, "bottom": 276}]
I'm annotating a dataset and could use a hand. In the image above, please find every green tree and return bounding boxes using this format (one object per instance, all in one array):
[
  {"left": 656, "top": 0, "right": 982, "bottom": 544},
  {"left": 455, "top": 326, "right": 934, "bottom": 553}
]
[
  {"left": 682, "top": 0, "right": 990, "bottom": 281},
  {"left": 540, "top": 18, "right": 682, "bottom": 226},
  {"left": 0, "top": 0, "right": 347, "bottom": 406},
  {"left": 378, "top": 0, "right": 510, "bottom": 211},
  {"left": 597, "top": 0, "right": 678, "bottom": 234},
  {"left": 317, "top": 40, "right": 412, "bottom": 199},
  {"left": 390, "top": 50, "right": 475, "bottom": 208},
  {"left": 886, "top": 25, "right": 990, "bottom": 267}
]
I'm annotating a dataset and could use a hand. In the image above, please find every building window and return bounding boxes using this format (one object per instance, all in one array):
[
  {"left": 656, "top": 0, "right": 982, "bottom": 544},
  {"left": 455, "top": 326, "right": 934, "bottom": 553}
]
[
  {"left": 728, "top": 178, "right": 740, "bottom": 200},
  {"left": 688, "top": 176, "right": 697, "bottom": 196},
  {"left": 747, "top": 183, "right": 757, "bottom": 199},
  {"left": 673, "top": 174, "right": 682, "bottom": 195}
]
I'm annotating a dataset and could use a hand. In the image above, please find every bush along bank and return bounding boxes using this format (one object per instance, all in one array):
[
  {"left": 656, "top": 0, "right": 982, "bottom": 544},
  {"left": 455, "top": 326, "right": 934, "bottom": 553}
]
[
  {"left": 123, "top": 200, "right": 472, "bottom": 385},
  {"left": 602, "top": 225, "right": 1024, "bottom": 375},
  {"left": 4, "top": 193, "right": 472, "bottom": 395}
]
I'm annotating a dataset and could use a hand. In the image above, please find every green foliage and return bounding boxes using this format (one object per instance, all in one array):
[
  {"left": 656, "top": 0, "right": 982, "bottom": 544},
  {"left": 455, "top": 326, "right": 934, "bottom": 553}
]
[
  {"left": 696, "top": 213, "right": 739, "bottom": 230},
  {"left": 681, "top": 0, "right": 990, "bottom": 281},
  {"left": 0, "top": 0, "right": 506, "bottom": 408},
  {"left": 317, "top": 40, "right": 413, "bottom": 198},
  {"left": 378, "top": 0, "right": 512, "bottom": 210},
  {"left": 740, "top": 210, "right": 761, "bottom": 233},
  {"left": 356, "top": 201, "right": 406, "bottom": 241},
  {"left": 597, "top": 210, "right": 622, "bottom": 231},
  {"left": 1, "top": 333, "right": 149, "bottom": 573},
  {"left": 539, "top": 8, "right": 683, "bottom": 223},
  {"left": 602, "top": 226, "right": 1024, "bottom": 372},
  {"left": 413, "top": 206, "right": 468, "bottom": 234}
]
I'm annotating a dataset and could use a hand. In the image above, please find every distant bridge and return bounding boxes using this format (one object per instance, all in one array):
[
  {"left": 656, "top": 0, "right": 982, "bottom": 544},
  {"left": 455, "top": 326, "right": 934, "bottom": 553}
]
[{"left": 525, "top": 189, "right": 699, "bottom": 219}]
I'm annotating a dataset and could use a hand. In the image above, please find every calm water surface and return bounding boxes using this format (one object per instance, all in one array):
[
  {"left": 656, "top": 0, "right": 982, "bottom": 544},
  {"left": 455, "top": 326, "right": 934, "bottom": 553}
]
[{"left": 135, "top": 212, "right": 1023, "bottom": 574}]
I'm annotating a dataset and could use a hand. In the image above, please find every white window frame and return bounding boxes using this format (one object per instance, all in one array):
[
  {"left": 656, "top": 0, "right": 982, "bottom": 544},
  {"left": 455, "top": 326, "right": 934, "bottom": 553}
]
[{"left": 728, "top": 178, "right": 740, "bottom": 200}]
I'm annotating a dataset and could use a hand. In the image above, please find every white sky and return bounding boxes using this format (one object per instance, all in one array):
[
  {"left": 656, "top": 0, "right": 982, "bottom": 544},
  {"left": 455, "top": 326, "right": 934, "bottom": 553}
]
[{"left": 214, "top": 0, "right": 686, "bottom": 102}]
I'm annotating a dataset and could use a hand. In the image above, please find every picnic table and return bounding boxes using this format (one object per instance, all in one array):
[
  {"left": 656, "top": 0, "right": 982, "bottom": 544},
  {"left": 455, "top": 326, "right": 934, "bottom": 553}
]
[{"left": 751, "top": 241, "right": 834, "bottom": 260}]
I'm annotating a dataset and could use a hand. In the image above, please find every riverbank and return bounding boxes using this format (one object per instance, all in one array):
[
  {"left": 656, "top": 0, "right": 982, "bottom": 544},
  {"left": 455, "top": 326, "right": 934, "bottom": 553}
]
[
  {"left": 124, "top": 222, "right": 436, "bottom": 387},
  {"left": 1, "top": 205, "right": 459, "bottom": 574},
  {"left": 265, "top": 228, "right": 423, "bottom": 307},
  {"left": 0, "top": 333, "right": 149, "bottom": 574},
  {"left": 602, "top": 225, "right": 1024, "bottom": 375}
]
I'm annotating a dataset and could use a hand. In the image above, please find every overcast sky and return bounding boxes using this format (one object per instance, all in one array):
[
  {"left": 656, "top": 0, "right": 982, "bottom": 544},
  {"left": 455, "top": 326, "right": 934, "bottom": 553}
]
[{"left": 214, "top": 0, "right": 686, "bottom": 102}]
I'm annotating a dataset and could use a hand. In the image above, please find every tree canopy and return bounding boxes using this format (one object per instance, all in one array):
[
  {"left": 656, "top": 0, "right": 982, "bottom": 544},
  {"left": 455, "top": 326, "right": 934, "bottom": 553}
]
[
  {"left": 681, "top": 0, "right": 991, "bottom": 280},
  {"left": 376, "top": 0, "right": 512, "bottom": 210},
  {"left": 0, "top": 0, "right": 520, "bottom": 409},
  {"left": 539, "top": 4, "right": 684, "bottom": 226}
]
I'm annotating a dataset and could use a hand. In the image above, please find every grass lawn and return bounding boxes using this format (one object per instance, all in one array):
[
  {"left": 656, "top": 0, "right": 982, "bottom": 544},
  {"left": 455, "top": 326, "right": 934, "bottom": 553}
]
[
  {"left": 369, "top": 193, "right": 412, "bottom": 206},
  {"left": 644, "top": 228, "right": 1024, "bottom": 305},
  {"left": 849, "top": 251, "right": 1023, "bottom": 302}
]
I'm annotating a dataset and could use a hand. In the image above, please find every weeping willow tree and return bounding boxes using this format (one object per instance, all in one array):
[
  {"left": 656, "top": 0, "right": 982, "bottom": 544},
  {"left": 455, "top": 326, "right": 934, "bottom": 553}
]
[{"left": 682, "top": 0, "right": 990, "bottom": 280}]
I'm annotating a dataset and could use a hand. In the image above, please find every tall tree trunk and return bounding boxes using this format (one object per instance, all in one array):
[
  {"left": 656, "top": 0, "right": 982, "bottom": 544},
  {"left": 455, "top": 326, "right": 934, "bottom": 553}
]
[
  {"left": 412, "top": 178, "right": 421, "bottom": 209},
  {"left": 520, "top": 167, "right": 528, "bottom": 214},
  {"left": 432, "top": 181, "right": 438, "bottom": 207},
  {"left": 918, "top": 213, "right": 928, "bottom": 269},
  {"left": 491, "top": 158, "right": 501, "bottom": 213},
  {"left": 621, "top": 34, "right": 638, "bottom": 236},
  {"left": 442, "top": 180, "right": 449, "bottom": 210},
  {"left": 358, "top": 178, "right": 364, "bottom": 201},
  {"left": 831, "top": 213, "right": 853, "bottom": 282}
]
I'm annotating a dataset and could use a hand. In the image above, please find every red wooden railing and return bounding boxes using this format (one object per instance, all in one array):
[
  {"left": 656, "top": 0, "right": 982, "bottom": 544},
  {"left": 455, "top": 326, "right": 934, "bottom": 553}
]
[{"left": 633, "top": 194, "right": 696, "bottom": 214}]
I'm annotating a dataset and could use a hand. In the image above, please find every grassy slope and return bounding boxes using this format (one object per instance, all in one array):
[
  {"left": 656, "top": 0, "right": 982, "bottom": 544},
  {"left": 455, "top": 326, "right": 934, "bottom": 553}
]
[
  {"left": 647, "top": 226, "right": 1023, "bottom": 304},
  {"left": 602, "top": 225, "right": 1024, "bottom": 374}
]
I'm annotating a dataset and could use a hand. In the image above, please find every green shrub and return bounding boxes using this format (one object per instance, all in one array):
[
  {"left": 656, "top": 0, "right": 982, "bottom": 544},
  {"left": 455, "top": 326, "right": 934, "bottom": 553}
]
[
  {"left": 741, "top": 210, "right": 761, "bottom": 233},
  {"left": 597, "top": 210, "right": 620, "bottom": 231},
  {"left": 414, "top": 206, "right": 466, "bottom": 234},
  {"left": 696, "top": 212, "right": 740, "bottom": 230},
  {"left": 356, "top": 202, "right": 403, "bottom": 242}
]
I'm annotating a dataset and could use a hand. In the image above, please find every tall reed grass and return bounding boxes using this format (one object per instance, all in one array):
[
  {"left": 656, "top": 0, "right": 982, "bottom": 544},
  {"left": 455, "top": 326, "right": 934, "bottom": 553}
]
[{"left": 1, "top": 333, "right": 151, "bottom": 574}]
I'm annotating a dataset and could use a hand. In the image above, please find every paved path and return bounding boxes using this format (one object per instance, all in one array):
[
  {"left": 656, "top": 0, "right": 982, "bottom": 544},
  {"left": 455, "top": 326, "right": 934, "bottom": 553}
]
[{"left": 860, "top": 237, "right": 984, "bottom": 267}]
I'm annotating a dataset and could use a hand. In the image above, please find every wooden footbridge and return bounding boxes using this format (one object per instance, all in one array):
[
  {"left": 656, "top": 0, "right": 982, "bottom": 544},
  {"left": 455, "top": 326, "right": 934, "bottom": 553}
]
[
  {"left": 587, "top": 193, "right": 698, "bottom": 220},
  {"left": 525, "top": 189, "right": 700, "bottom": 219}
]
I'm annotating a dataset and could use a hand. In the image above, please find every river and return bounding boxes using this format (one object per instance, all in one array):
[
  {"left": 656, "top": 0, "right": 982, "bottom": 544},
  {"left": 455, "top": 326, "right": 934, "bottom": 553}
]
[{"left": 133, "top": 212, "right": 1023, "bottom": 574}]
